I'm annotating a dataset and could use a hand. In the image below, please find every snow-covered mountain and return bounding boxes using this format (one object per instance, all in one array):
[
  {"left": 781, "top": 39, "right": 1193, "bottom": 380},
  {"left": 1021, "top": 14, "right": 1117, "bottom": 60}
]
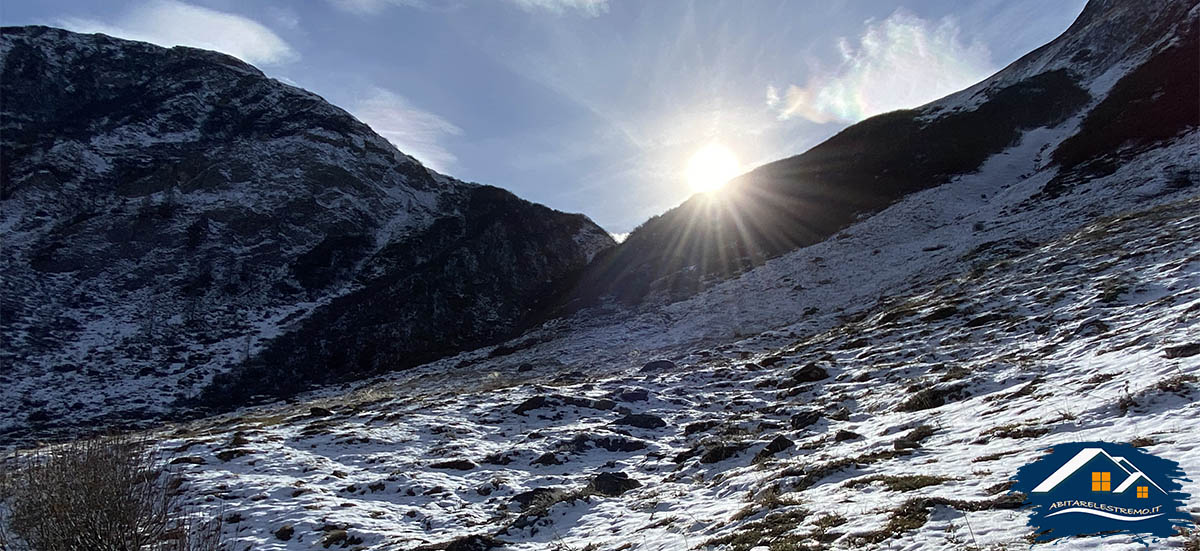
[
  {"left": 0, "top": 26, "right": 613, "bottom": 439},
  {"left": 2, "top": 0, "right": 1199, "bottom": 548},
  {"left": 91, "top": 0, "right": 1196, "bottom": 548}
]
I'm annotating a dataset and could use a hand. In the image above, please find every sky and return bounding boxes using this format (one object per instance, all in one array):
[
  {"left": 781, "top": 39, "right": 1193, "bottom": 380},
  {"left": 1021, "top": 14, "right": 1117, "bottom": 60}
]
[{"left": 1, "top": 0, "right": 1087, "bottom": 236}]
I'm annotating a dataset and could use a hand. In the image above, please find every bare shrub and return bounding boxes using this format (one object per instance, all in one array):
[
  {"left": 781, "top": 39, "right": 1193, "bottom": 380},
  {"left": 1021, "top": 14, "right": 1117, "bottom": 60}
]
[{"left": 0, "top": 434, "right": 224, "bottom": 551}]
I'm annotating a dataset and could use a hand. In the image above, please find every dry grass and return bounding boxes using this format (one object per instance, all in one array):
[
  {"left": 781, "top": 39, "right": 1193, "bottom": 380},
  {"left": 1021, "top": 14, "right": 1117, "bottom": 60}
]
[{"left": 0, "top": 434, "right": 224, "bottom": 551}]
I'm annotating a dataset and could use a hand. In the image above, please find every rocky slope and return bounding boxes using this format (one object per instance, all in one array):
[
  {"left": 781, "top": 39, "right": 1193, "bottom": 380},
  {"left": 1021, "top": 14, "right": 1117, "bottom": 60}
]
[
  {"left": 561, "top": 0, "right": 1197, "bottom": 309},
  {"left": 0, "top": 26, "right": 613, "bottom": 439}
]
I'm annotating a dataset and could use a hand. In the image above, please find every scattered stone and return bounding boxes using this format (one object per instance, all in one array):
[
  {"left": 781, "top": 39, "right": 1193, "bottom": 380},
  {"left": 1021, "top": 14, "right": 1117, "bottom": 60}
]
[
  {"left": 835, "top": 429, "right": 862, "bottom": 442},
  {"left": 430, "top": 459, "right": 476, "bottom": 470},
  {"left": 274, "top": 524, "right": 294, "bottom": 541},
  {"left": 754, "top": 435, "right": 795, "bottom": 462},
  {"left": 922, "top": 306, "right": 959, "bottom": 321},
  {"left": 827, "top": 406, "right": 851, "bottom": 421},
  {"left": 613, "top": 413, "right": 667, "bottom": 429},
  {"left": 438, "top": 535, "right": 506, "bottom": 551},
  {"left": 587, "top": 472, "right": 642, "bottom": 497},
  {"left": 1164, "top": 343, "right": 1200, "bottom": 358},
  {"left": 170, "top": 456, "right": 206, "bottom": 465},
  {"left": 517, "top": 363, "right": 534, "bottom": 372},
  {"left": 639, "top": 359, "right": 676, "bottom": 372},
  {"left": 483, "top": 452, "right": 515, "bottom": 465},
  {"left": 514, "top": 395, "right": 550, "bottom": 415},
  {"left": 530, "top": 452, "right": 562, "bottom": 466},
  {"left": 591, "top": 436, "right": 646, "bottom": 453},
  {"left": 791, "top": 363, "right": 829, "bottom": 383},
  {"left": 700, "top": 443, "right": 748, "bottom": 464},
  {"left": 215, "top": 449, "right": 254, "bottom": 462},
  {"left": 684, "top": 420, "right": 720, "bottom": 436},
  {"left": 614, "top": 388, "right": 649, "bottom": 402},
  {"left": 309, "top": 406, "right": 334, "bottom": 417},
  {"left": 512, "top": 487, "right": 565, "bottom": 509},
  {"left": 790, "top": 410, "right": 822, "bottom": 430}
]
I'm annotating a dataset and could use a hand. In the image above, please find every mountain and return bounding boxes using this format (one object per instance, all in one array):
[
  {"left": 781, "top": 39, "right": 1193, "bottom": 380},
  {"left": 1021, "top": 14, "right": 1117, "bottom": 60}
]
[
  {"left": 1, "top": 0, "right": 1199, "bottom": 548},
  {"left": 0, "top": 26, "right": 613, "bottom": 437},
  {"left": 561, "top": 0, "right": 1197, "bottom": 309}
]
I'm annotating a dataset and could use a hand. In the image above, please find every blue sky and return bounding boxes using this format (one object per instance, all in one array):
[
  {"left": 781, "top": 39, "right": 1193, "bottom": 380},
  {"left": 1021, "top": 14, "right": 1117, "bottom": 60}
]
[{"left": 1, "top": 0, "right": 1087, "bottom": 235}]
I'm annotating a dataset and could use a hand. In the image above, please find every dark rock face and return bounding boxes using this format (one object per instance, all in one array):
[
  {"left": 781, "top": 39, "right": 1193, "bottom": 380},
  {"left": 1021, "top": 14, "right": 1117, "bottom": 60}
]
[
  {"left": 586, "top": 472, "right": 641, "bottom": 497},
  {"left": 613, "top": 413, "right": 667, "bottom": 429},
  {"left": 430, "top": 460, "right": 476, "bottom": 471},
  {"left": 790, "top": 410, "right": 822, "bottom": 430},
  {"left": 0, "top": 26, "right": 613, "bottom": 432}
]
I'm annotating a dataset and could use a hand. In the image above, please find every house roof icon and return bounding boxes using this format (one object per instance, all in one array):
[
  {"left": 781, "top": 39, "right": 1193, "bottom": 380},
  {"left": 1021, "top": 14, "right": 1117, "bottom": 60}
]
[{"left": 1031, "top": 447, "right": 1167, "bottom": 494}]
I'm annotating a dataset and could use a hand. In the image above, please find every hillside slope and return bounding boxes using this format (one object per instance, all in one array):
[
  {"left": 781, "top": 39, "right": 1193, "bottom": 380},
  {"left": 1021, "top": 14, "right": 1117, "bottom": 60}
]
[{"left": 0, "top": 26, "right": 613, "bottom": 439}]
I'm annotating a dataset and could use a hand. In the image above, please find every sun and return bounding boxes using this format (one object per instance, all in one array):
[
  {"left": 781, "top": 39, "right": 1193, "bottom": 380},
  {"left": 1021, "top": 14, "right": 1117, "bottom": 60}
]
[{"left": 686, "top": 143, "right": 740, "bottom": 194}]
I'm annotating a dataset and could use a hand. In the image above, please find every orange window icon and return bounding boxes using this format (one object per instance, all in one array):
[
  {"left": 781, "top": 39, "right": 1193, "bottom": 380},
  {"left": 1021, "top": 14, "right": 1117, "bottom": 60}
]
[
  {"left": 1137, "top": 486, "right": 1149, "bottom": 498},
  {"left": 1091, "top": 472, "right": 1110, "bottom": 491}
]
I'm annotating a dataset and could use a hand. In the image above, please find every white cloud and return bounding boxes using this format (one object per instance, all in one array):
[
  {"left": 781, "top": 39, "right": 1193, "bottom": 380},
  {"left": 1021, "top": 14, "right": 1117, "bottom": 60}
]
[
  {"left": 324, "top": 0, "right": 428, "bottom": 16},
  {"left": 57, "top": 0, "right": 296, "bottom": 66},
  {"left": 508, "top": 0, "right": 608, "bottom": 16},
  {"left": 770, "top": 10, "right": 994, "bottom": 124},
  {"left": 610, "top": 232, "right": 629, "bottom": 243},
  {"left": 326, "top": 0, "right": 606, "bottom": 16},
  {"left": 352, "top": 87, "right": 463, "bottom": 173}
]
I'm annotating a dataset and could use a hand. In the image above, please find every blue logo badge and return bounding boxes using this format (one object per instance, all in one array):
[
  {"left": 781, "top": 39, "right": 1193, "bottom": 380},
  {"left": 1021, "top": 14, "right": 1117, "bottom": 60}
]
[{"left": 1012, "top": 441, "right": 1193, "bottom": 542}]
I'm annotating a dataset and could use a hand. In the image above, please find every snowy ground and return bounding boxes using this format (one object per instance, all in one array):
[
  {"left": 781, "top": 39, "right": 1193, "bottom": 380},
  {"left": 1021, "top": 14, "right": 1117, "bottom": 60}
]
[{"left": 125, "top": 127, "right": 1200, "bottom": 550}]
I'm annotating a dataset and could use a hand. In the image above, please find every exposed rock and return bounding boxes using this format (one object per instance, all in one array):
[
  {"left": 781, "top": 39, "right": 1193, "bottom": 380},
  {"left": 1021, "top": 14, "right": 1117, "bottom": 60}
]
[
  {"left": 835, "top": 430, "right": 862, "bottom": 442},
  {"left": 170, "top": 456, "right": 206, "bottom": 465},
  {"left": 613, "top": 388, "right": 649, "bottom": 402},
  {"left": 613, "top": 413, "right": 667, "bottom": 429},
  {"left": 700, "top": 443, "right": 749, "bottom": 464},
  {"left": 754, "top": 435, "right": 795, "bottom": 462},
  {"left": 274, "top": 524, "right": 294, "bottom": 541},
  {"left": 430, "top": 459, "right": 476, "bottom": 470},
  {"left": 511, "top": 487, "right": 565, "bottom": 509},
  {"left": 1164, "top": 343, "right": 1200, "bottom": 358},
  {"left": 684, "top": 420, "right": 720, "bottom": 436},
  {"left": 310, "top": 407, "right": 334, "bottom": 417},
  {"left": 514, "top": 396, "right": 550, "bottom": 416},
  {"left": 517, "top": 363, "right": 534, "bottom": 372},
  {"left": 215, "top": 449, "right": 255, "bottom": 462},
  {"left": 638, "top": 360, "right": 676, "bottom": 372},
  {"left": 587, "top": 472, "right": 642, "bottom": 497},
  {"left": 791, "top": 363, "right": 830, "bottom": 383},
  {"left": 530, "top": 452, "right": 562, "bottom": 466},
  {"left": 790, "top": 410, "right": 822, "bottom": 430}
]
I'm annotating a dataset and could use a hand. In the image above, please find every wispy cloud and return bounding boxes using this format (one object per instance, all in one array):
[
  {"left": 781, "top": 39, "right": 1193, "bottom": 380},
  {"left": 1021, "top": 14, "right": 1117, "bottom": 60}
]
[
  {"left": 57, "top": 0, "right": 297, "bottom": 66},
  {"left": 352, "top": 87, "right": 463, "bottom": 173},
  {"left": 326, "top": 0, "right": 606, "bottom": 16},
  {"left": 770, "top": 10, "right": 994, "bottom": 124},
  {"left": 508, "top": 0, "right": 608, "bottom": 16}
]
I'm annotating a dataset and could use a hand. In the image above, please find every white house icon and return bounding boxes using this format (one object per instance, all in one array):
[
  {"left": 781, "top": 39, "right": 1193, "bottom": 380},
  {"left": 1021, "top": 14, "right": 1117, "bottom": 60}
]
[{"left": 1031, "top": 448, "right": 1166, "bottom": 494}]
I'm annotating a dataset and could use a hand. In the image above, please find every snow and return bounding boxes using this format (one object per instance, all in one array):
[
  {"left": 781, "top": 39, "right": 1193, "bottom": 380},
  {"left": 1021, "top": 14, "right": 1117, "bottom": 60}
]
[{"left": 122, "top": 126, "right": 1200, "bottom": 550}]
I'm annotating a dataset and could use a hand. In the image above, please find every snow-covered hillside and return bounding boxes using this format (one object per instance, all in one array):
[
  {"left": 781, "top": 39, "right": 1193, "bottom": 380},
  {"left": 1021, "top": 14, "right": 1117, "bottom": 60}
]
[{"left": 148, "top": 127, "right": 1200, "bottom": 549}]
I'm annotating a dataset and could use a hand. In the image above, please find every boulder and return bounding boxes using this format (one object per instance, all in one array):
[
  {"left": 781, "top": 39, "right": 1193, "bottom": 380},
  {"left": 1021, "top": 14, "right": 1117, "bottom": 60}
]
[
  {"left": 791, "top": 363, "right": 829, "bottom": 382},
  {"left": 639, "top": 360, "right": 676, "bottom": 372},
  {"left": 587, "top": 472, "right": 642, "bottom": 497},
  {"left": 753, "top": 435, "right": 794, "bottom": 462},
  {"left": 790, "top": 410, "right": 822, "bottom": 430},
  {"left": 274, "top": 524, "right": 294, "bottom": 541},
  {"left": 430, "top": 459, "right": 476, "bottom": 470},
  {"left": 530, "top": 452, "right": 562, "bottom": 466},
  {"left": 834, "top": 429, "right": 862, "bottom": 442},
  {"left": 613, "top": 413, "right": 667, "bottom": 429}
]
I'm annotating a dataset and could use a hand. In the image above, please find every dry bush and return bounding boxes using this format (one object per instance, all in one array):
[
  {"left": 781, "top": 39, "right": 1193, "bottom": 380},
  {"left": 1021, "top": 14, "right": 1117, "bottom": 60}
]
[{"left": 0, "top": 434, "right": 223, "bottom": 551}]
